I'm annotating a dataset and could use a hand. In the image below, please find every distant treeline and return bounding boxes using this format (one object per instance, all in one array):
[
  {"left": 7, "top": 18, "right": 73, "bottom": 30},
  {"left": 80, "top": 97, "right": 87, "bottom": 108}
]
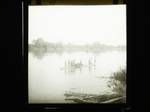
[{"left": 29, "top": 38, "right": 126, "bottom": 53}]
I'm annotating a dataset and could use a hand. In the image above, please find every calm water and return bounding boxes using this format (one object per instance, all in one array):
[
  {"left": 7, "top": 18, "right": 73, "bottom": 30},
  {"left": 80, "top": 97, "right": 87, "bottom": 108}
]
[{"left": 28, "top": 51, "right": 126, "bottom": 103}]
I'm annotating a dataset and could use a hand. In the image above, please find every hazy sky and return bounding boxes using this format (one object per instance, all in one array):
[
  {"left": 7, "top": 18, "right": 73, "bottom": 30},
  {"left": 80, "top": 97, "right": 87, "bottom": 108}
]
[{"left": 28, "top": 5, "right": 126, "bottom": 46}]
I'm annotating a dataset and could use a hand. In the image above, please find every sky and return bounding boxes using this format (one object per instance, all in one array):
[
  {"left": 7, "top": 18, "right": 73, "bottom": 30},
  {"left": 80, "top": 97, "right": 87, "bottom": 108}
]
[{"left": 28, "top": 5, "right": 126, "bottom": 46}]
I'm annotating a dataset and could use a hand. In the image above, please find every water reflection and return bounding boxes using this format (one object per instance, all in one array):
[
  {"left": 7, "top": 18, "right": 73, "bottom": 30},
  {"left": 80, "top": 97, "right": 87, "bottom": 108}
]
[{"left": 29, "top": 50, "right": 126, "bottom": 103}]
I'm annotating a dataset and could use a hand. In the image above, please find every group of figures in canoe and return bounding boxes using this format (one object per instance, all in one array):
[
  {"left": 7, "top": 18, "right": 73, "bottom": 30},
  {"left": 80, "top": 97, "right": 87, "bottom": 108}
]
[{"left": 63, "top": 58, "right": 96, "bottom": 73}]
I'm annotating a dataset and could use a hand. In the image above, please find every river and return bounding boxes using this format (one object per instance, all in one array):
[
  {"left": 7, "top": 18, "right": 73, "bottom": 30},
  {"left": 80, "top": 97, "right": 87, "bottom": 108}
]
[{"left": 28, "top": 50, "right": 126, "bottom": 103}]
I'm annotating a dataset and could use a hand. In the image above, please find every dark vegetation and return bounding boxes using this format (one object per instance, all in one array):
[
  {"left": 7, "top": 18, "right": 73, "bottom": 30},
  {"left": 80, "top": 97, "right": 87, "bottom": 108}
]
[
  {"left": 108, "top": 69, "right": 126, "bottom": 99},
  {"left": 64, "top": 68, "right": 126, "bottom": 103}
]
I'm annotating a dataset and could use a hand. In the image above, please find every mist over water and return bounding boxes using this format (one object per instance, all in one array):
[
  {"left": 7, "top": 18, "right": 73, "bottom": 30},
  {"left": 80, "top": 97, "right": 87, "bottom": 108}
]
[{"left": 28, "top": 50, "right": 126, "bottom": 103}]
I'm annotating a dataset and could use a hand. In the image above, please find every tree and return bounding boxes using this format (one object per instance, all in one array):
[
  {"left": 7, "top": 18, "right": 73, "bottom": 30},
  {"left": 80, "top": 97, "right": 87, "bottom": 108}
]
[{"left": 32, "top": 38, "right": 45, "bottom": 47}]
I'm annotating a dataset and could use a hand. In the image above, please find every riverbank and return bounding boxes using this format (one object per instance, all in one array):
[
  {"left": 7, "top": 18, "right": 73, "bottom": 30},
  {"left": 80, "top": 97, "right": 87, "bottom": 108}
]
[{"left": 64, "top": 92, "right": 125, "bottom": 103}]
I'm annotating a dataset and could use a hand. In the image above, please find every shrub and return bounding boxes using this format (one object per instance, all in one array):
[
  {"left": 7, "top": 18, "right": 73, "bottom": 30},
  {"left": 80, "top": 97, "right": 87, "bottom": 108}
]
[{"left": 108, "top": 69, "right": 126, "bottom": 97}]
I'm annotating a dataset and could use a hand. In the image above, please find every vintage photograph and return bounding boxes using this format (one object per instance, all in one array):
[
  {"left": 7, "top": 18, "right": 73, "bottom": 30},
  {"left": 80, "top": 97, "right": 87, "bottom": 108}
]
[{"left": 28, "top": 5, "right": 126, "bottom": 103}]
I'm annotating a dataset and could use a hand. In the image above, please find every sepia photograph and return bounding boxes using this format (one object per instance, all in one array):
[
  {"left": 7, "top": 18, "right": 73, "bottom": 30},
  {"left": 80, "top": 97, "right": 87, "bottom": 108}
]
[{"left": 28, "top": 5, "right": 126, "bottom": 104}]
